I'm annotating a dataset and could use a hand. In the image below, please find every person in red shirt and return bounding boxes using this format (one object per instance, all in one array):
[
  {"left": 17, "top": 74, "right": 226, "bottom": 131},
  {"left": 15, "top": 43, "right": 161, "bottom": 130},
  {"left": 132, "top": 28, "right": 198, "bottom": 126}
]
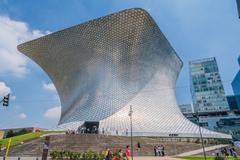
[{"left": 125, "top": 145, "right": 131, "bottom": 160}]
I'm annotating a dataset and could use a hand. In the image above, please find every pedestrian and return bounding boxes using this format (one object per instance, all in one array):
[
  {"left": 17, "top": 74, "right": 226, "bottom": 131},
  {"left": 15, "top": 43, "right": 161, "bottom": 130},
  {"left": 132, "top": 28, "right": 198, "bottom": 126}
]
[
  {"left": 215, "top": 148, "right": 220, "bottom": 157},
  {"left": 229, "top": 147, "right": 233, "bottom": 156},
  {"left": 220, "top": 147, "right": 225, "bottom": 156},
  {"left": 232, "top": 148, "right": 237, "bottom": 158},
  {"left": 118, "top": 149, "right": 123, "bottom": 157},
  {"left": 105, "top": 147, "right": 112, "bottom": 160},
  {"left": 224, "top": 147, "right": 229, "bottom": 157},
  {"left": 113, "top": 152, "right": 117, "bottom": 160},
  {"left": 161, "top": 145, "right": 165, "bottom": 157},
  {"left": 137, "top": 142, "right": 141, "bottom": 151},
  {"left": 126, "top": 145, "right": 131, "bottom": 160},
  {"left": 87, "top": 128, "right": 90, "bottom": 134},
  {"left": 154, "top": 146, "right": 157, "bottom": 156},
  {"left": 157, "top": 145, "right": 161, "bottom": 156}
]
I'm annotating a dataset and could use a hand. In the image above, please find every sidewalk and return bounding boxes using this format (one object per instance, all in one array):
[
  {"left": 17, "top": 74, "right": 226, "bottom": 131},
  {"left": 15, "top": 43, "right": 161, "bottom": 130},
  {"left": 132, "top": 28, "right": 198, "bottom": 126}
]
[
  {"left": 176, "top": 144, "right": 228, "bottom": 156},
  {"left": 0, "top": 157, "right": 41, "bottom": 160},
  {"left": 0, "top": 157, "right": 184, "bottom": 160},
  {"left": 135, "top": 156, "right": 183, "bottom": 160}
]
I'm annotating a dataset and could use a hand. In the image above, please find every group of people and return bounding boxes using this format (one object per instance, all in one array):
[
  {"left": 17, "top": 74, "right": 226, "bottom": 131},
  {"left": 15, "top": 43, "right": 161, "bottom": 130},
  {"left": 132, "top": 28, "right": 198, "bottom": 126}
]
[
  {"left": 215, "top": 146, "right": 237, "bottom": 158},
  {"left": 65, "top": 129, "right": 76, "bottom": 135},
  {"left": 104, "top": 145, "right": 131, "bottom": 160},
  {"left": 65, "top": 126, "right": 99, "bottom": 135},
  {"left": 153, "top": 145, "right": 165, "bottom": 157}
]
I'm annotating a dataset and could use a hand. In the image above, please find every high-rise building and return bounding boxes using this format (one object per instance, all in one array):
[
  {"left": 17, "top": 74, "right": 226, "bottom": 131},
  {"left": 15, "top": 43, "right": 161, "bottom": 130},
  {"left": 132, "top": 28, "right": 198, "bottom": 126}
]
[
  {"left": 226, "top": 95, "right": 239, "bottom": 110},
  {"left": 238, "top": 56, "right": 240, "bottom": 66},
  {"left": 189, "top": 57, "right": 229, "bottom": 113},
  {"left": 237, "top": 0, "right": 240, "bottom": 18},
  {"left": 232, "top": 55, "right": 240, "bottom": 109}
]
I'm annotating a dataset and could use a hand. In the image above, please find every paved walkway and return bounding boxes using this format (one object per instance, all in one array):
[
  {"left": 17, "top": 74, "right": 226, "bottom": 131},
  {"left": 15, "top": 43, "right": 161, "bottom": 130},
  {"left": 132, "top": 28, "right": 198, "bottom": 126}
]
[
  {"left": 1, "top": 157, "right": 184, "bottom": 160},
  {"left": 176, "top": 144, "right": 228, "bottom": 156},
  {"left": 135, "top": 156, "right": 183, "bottom": 160}
]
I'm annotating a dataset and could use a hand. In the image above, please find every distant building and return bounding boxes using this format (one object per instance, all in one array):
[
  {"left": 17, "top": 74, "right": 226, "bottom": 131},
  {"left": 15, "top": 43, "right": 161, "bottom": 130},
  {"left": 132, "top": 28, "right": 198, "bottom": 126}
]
[
  {"left": 182, "top": 113, "right": 240, "bottom": 140},
  {"left": 0, "top": 127, "right": 45, "bottom": 139},
  {"left": 198, "top": 115, "right": 240, "bottom": 140},
  {"left": 189, "top": 57, "right": 229, "bottom": 113},
  {"left": 227, "top": 95, "right": 239, "bottom": 111},
  {"left": 238, "top": 56, "right": 240, "bottom": 66},
  {"left": 232, "top": 55, "right": 240, "bottom": 109},
  {"left": 179, "top": 104, "right": 193, "bottom": 114}
]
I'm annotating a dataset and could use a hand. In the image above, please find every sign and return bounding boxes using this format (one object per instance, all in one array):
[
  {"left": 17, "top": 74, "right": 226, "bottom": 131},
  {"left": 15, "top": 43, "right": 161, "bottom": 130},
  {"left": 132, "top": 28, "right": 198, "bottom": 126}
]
[
  {"left": 5, "top": 138, "right": 11, "bottom": 159},
  {"left": 169, "top": 134, "right": 179, "bottom": 137}
]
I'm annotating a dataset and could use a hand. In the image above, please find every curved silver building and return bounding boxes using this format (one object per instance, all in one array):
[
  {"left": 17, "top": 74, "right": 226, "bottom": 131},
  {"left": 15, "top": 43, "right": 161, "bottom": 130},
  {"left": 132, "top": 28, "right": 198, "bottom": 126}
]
[{"left": 18, "top": 8, "right": 231, "bottom": 139}]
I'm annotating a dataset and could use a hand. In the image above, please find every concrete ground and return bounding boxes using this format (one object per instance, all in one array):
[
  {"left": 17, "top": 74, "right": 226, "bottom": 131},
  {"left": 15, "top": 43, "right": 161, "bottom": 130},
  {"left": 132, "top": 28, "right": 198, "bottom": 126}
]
[
  {"left": 1, "top": 157, "right": 184, "bottom": 160},
  {"left": 176, "top": 144, "right": 228, "bottom": 156},
  {"left": 135, "top": 156, "right": 183, "bottom": 160}
]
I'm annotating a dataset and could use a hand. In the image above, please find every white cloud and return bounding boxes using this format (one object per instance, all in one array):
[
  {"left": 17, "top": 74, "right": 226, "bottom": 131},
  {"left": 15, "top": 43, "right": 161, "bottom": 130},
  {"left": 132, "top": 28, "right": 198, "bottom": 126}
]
[
  {"left": 18, "top": 113, "right": 27, "bottom": 119},
  {"left": 42, "top": 82, "right": 56, "bottom": 92},
  {"left": 0, "top": 81, "right": 11, "bottom": 97},
  {"left": 11, "top": 95, "right": 16, "bottom": 100},
  {"left": 44, "top": 106, "right": 61, "bottom": 119},
  {"left": 0, "top": 15, "right": 49, "bottom": 77}
]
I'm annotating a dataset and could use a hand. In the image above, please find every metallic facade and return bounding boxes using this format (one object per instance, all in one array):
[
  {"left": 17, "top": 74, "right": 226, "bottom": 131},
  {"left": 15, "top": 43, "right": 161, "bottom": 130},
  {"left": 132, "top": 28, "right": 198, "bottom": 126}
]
[{"left": 18, "top": 8, "right": 231, "bottom": 138}]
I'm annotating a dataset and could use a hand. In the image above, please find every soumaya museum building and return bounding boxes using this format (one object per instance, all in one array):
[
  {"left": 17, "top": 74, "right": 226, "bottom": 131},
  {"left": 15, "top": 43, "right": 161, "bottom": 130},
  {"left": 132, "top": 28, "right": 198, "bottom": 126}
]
[{"left": 18, "top": 8, "right": 231, "bottom": 139}]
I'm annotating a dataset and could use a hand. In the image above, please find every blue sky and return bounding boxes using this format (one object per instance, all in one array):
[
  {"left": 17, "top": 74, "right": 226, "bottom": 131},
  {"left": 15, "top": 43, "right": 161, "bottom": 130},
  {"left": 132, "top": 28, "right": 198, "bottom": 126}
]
[{"left": 0, "top": 0, "right": 239, "bottom": 129}]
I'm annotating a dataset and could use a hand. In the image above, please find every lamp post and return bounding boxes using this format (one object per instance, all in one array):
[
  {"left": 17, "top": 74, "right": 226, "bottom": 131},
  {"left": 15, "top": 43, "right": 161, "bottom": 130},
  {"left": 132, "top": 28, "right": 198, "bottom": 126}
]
[
  {"left": 128, "top": 105, "right": 133, "bottom": 160},
  {"left": 196, "top": 111, "right": 206, "bottom": 160}
]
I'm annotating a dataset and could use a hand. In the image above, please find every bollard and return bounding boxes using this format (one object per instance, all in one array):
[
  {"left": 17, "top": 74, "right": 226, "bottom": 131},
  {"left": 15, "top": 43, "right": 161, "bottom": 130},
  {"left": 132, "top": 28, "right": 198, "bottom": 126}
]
[{"left": 18, "top": 157, "right": 20, "bottom": 160}]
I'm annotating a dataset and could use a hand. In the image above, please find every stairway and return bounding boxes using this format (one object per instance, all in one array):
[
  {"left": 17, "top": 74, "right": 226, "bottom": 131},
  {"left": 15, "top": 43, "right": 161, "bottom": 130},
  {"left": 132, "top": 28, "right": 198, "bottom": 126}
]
[{"left": 1, "top": 134, "right": 214, "bottom": 157}]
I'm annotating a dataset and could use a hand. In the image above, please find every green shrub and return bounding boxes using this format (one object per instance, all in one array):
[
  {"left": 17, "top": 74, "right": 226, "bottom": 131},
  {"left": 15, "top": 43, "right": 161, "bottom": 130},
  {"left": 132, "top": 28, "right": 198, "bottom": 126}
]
[
  {"left": 195, "top": 138, "right": 200, "bottom": 143},
  {"left": 214, "top": 156, "right": 224, "bottom": 160},
  {"left": 50, "top": 150, "right": 105, "bottom": 160}
]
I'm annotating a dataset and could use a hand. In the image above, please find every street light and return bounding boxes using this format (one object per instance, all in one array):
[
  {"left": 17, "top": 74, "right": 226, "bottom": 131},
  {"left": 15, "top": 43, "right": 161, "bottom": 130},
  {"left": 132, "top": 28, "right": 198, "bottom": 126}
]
[
  {"left": 128, "top": 105, "right": 133, "bottom": 160},
  {"left": 196, "top": 111, "right": 206, "bottom": 160}
]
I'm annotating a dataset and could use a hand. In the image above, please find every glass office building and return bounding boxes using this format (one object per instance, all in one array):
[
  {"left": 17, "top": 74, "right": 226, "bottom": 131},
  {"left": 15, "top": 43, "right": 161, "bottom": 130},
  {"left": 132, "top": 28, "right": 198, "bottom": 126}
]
[
  {"left": 232, "top": 55, "right": 240, "bottom": 109},
  {"left": 189, "top": 57, "right": 229, "bottom": 113},
  {"left": 227, "top": 95, "right": 239, "bottom": 110},
  {"left": 237, "top": 0, "right": 240, "bottom": 18}
]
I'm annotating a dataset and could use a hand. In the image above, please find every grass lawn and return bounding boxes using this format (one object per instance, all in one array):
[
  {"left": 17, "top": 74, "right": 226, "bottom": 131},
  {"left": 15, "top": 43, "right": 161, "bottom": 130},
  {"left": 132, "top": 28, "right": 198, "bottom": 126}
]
[
  {"left": 177, "top": 156, "right": 240, "bottom": 160},
  {"left": 0, "top": 131, "right": 64, "bottom": 148}
]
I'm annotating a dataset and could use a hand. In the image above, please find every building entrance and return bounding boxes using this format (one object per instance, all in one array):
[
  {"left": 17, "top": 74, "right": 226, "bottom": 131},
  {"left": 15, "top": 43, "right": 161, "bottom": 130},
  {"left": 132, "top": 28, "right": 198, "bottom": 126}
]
[{"left": 81, "top": 121, "right": 99, "bottom": 134}]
